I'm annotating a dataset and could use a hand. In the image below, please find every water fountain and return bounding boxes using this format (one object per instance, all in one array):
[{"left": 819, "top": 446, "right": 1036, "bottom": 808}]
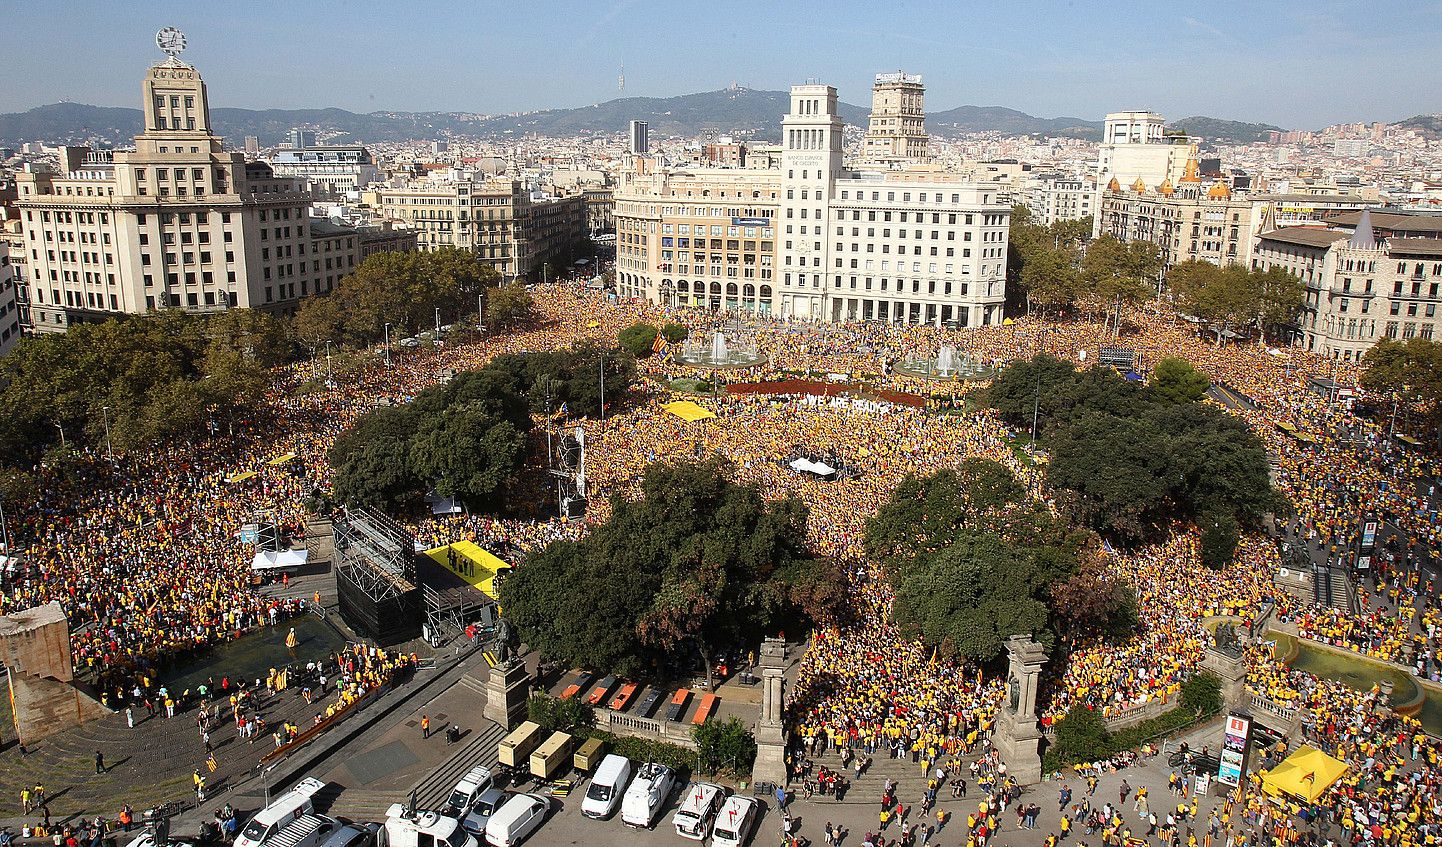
[
  {"left": 675, "top": 329, "right": 767, "bottom": 368},
  {"left": 894, "top": 345, "right": 997, "bottom": 381}
]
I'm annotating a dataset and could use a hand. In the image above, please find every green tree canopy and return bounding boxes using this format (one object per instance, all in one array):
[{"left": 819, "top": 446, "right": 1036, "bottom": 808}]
[
  {"left": 294, "top": 247, "right": 499, "bottom": 347},
  {"left": 618, "top": 322, "right": 660, "bottom": 359},
  {"left": 1167, "top": 260, "right": 1304, "bottom": 345},
  {"left": 988, "top": 355, "right": 1276, "bottom": 547},
  {"left": 867, "top": 462, "right": 1129, "bottom": 664},
  {"left": 0, "top": 310, "right": 283, "bottom": 468},
  {"left": 485, "top": 282, "right": 537, "bottom": 329},
  {"left": 328, "top": 366, "right": 532, "bottom": 511},
  {"left": 501, "top": 457, "right": 845, "bottom": 683},
  {"left": 1150, "top": 356, "right": 1211, "bottom": 404},
  {"left": 486, "top": 342, "right": 637, "bottom": 419}
]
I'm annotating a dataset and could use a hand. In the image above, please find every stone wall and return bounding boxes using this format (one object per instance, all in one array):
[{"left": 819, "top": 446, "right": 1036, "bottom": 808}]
[{"left": 595, "top": 707, "right": 698, "bottom": 750}]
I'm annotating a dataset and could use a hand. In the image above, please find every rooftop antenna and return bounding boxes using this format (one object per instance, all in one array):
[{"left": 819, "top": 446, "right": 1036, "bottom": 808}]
[{"left": 619, "top": 62, "right": 625, "bottom": 95}]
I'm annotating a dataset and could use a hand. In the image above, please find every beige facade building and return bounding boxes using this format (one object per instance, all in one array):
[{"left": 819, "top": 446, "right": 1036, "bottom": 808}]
[
  {"left": 1098, "top": 160, "right": 1255, "bottom": 269},
  {"left": 14, "top": 50, "right": 322, "bottom": 332},
  {"left": 862, "top": 72, "right": 928, "bottom": 166},
  {"left": 614, "top": 76, "right": 1011, "bottom": 326},
  {"left": 1254, "top": 210, "right": 1442, "bottom": 359},
  {"left": 1093, "top": 111, "right": 1196, "bottom": 238},
  {"left": 377, "top": 178, "right": 587, "bottom": 279},
  {"left": 613, "top": 159, "right": 779, "bottom": 312},
  {"left": 0, "top": 244, "right": 20, "bottom": 355}
]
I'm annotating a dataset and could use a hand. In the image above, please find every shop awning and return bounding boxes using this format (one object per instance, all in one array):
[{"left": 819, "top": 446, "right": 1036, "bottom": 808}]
[
  {"left": 1262, "top": 746, "right": 1348, "bottom": 804},
  {"left": 662, "top": 400, "right": 717, "bottom": 422}
]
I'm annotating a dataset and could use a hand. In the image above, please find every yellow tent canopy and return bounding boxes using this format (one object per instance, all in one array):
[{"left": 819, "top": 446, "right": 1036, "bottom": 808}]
[
  {"left": 1262, "top": 745, "right": 1348, "bottom": 804},
  {"left": 423, "top": 541, "right": 512, "bottom": 601},
  {"left": 226, "top": 470, "right": 258, "bottom": 484},
  {"left": 267, "top": 452, "right": 299, "bottom": 466},
  {"left": 662, "top": 400, "right": 717, "bottom": 422}
]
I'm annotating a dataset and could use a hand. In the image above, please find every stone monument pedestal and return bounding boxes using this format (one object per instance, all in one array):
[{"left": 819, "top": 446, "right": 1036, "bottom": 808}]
[
  {"left": 1201, "top": 643, "right": 1248, "bottom": 714},
  {"left": 484, "top": 661, "right": 531, "bottom": 729},
  {"left": 751, "top": 667, "right": 788, "bottom": 787},
  {"left": 994, "top": 635, "right": 1047, "bottom": 785}
]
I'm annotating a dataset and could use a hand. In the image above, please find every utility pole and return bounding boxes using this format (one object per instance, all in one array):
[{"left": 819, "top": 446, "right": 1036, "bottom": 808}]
[
  {"left": 325, "top": 340, "right": 333, "bottom": 382},
  {"left": 384, "top": 322, "right": 392, "bottom": 369}
]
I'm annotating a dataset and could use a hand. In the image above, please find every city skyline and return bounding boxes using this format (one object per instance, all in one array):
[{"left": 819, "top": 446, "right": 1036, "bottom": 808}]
[{"left": 2, "top": 0, "right": 1439, "bottom": 129}]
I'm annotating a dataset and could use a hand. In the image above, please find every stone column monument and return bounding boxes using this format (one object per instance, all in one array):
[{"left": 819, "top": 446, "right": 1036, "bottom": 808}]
[
  {"left": 483, "top": 620, "right": 531, "bottom": 729},
  {"left": 751, "top": 667, "right": 788, "bottom": 787},
  {"left": 1200, "top": 628, "right": 1248, "bottom": 715},
  {"left": 992, "top": 635, "right": 1047, "bottom": 785}
]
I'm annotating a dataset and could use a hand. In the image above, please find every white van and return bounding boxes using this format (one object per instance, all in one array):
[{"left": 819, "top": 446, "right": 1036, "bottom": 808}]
[
  {"left": 265, "top": 815, "right": 342, "bottom": 847},
  {"left": 711, "top": 796, "right": 761, "bottom": 847},
  {"left": 483, "top": 794, "right": 549, "bottom": 847},
  {"left": 580, "top": 754, "right": 632, "bottom": 820},
  {"left": 445, "top": 765, "right": 494, "bottom": 818},
  {"left": 236, "top": 778, "right": 329, "bottom": 847},
  {"left": 672, "top": 782, "right": 726, "bottom": 840},
  {"left": 380, "top": 805, "right": 474, "bottom": 847},
  {"left": 620, "top": 762, "right": 675, "bottom": 829}
]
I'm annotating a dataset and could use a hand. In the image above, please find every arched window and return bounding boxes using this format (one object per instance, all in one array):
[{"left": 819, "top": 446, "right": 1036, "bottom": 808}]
[
  {"left": 676, "top": 280, "right": 689, "bottom": 292},
  {"left": 726, "top": 283, "right": 738, "bottom": 296},
  {"left": 710, "top": 282, "right": 722, "bottom": 294}
]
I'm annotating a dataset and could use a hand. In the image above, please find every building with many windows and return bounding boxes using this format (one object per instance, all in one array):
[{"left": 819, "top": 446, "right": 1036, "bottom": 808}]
[
  {"left": 1097, "top": 159, "right": 1256, "bottom": 269},
  {"left": 0, "top": 244, "right": 20, "bottom": 355},
  {"left": 268, "top": 146, "right": 381, "bottom": 200},
  {"left": 1027, "top": 176, "right": 1096, "bottom": 225},
  {"left": 861, "top": 72, "right": 928, "bottom": 166},
  {"left": 1254, "top": 210, "right": 1442, "bottom": 359},
  {"left": 614, "top": 78, "right": 1011, "bottom": 326},
  {"left": 613, "top": 160, "right": 779, "bottom": 311},
  {"left": 14, "top": 49, "right": 324, "bottom": 332},
  {"left": 376, "top": 177, "right": 587, "bottom": 279}
]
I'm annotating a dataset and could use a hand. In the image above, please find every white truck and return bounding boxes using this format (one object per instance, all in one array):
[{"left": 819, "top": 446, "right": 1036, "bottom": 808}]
[
  {"left": 379, "top": 804, "right": 476, "bottom": 847},
  {"left": 620, "top": 762, "right": 675, "bottom": 829}
]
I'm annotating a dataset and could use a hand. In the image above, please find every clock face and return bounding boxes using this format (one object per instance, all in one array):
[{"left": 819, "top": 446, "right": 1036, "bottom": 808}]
[{"left": 156, "top": 27, "right": 186, "bottom": 57}]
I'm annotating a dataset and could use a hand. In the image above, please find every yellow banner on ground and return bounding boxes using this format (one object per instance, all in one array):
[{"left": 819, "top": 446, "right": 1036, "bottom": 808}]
[
  {"left": 267, "top": 453, "right": 299, "bottom": 466},
  {"left": 662, "top": 400, "right": 717, "bottom": 422},
  {"left": 423, "top": 541, "right": 511, "bottom": 600},
  {"left": 225, "top": 471, "right": 258, "bottom": 484}
]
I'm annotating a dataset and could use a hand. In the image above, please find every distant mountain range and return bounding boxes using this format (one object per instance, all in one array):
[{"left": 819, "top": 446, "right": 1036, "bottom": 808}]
[
  {"left": 0, "top": 89, "right": 1301, "bottom": 148},
  {"left": 1169, "top": 116, "right": 1284, "bottom": 143},
  {"left": 1399, "top": 114, "right": 1442, "bottom": 139}
]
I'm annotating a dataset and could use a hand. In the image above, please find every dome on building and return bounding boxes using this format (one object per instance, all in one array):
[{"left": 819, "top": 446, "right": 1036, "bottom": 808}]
[
  {"left": 1157, "top": 178, "right": 1175, "bottom": 196},
  {"left": 1180, "top": 157, "right": 1202, "bottom": 183},
  {"left": 1106, "top": 176, "right": 1121, "bottom": 192},
  {"left": 1207, "top": 179, "right": 1232, "bottom": 199},
  {"left": 1130, "top": 176, "right": 1147, "bottom": 193}
]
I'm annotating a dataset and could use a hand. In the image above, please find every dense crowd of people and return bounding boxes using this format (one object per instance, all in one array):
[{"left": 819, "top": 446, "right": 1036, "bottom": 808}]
[{"left": 5, "top": 282, "right": 1442, "bottom": 842}]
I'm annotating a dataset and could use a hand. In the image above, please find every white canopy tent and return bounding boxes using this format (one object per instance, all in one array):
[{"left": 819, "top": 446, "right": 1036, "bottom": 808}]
[
  {"left": 788, "top": 457, "right": 838, "bottom": 478},
  {"left": 251, "top": 549, "right": 308, "bottom": 572}
]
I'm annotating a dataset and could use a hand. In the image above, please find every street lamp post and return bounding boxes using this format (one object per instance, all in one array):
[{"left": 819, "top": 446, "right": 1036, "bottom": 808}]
[
  {"left": 101, "top": 405, "right": 113, "bottom": 461},
  {"left": 384, "top": 322, "right": 392, "bottom": 369},
  {"left": 55, "top": 422, "right": 66, "bottom": 449},
  {"left": 435, "top": 307, "right": 441, "bottom": 337},
  {"left": 325, "top": 340, "right": 333, "bottom": 382},
  {"left": 309, "top": 346, "right": 318, "bottom": 382}
]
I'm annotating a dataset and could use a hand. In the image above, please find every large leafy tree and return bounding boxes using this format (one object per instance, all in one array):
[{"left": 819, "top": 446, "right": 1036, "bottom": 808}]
[
  {"left": 1167, "top": 260, "right": 1304, "bottom": 345},
  {"left": 989, "top": 355, "right": 1275, "bottom": 547},
  {"left": 501, "top": 457, "right": 845, "bottom": 684},
  {"left": 486, "top": 342, "right": 637, "bottom": 420},
  {"left": 295, "top": 247, "right": 499, "bottom": 347},
  {"left": 328, "top": 366, "right": 533, "bottom": 511},
  {"left": 1078, "top": 236, "right": 1161, "bottom": 331},
  {"left": 867, "top": 461, "right": 1126, "bottom": 664},
  {"left": 0, "top": 309, "right": 284, "bottom": 469},
  {"left": 1149, "top": 356, "right": 1211, "bottom": 404}
]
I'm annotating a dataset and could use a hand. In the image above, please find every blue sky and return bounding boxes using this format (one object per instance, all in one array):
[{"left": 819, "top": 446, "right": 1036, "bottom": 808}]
[{"left": 4, "top": 0, "right": 1438, "bottom": 128}]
